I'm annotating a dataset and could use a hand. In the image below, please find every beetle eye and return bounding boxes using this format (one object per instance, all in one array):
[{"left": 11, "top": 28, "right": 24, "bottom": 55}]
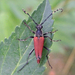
[
  {"left": 41, "top": 26, "right": 43, "bottom": 29},
  {"left": 36, "top": 26, "right": 37, "bottom": 28}
]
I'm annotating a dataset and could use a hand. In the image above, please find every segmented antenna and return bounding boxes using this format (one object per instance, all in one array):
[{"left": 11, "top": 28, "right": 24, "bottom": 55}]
[
  {"left": 40, "top": 8, "right": 63, "bottom": 26},
  {"left": 22, "top": 9, "right": 38, "bottom": 25}
]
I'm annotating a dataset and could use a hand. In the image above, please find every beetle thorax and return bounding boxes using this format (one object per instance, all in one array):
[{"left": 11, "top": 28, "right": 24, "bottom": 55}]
[{"left": 35, "top": 25, "right": 43, "bottom": 38}]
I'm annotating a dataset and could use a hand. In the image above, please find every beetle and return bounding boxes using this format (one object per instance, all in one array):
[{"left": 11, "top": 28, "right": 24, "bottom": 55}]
[{"left": 17, "top": 8, "right": 63, "bottom": 72}]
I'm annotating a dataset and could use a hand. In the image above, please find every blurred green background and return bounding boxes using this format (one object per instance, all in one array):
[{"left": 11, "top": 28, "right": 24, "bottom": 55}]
[{"left": 0, "top": 0, "right": 75, "bottom": 75}]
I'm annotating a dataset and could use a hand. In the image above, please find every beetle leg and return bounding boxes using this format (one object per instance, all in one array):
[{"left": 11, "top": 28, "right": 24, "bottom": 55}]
[
  {"left": 43, "top": 30, "right": 58, "bottom": 35},
  {"left": 17, "top": 49, "right": 34, "bottom": 72},
  {"left": 44, "top": 46, "right": 52, "bottom": 69},
  {"left": 23, "top": 21, "right": 35, "bottom": 34},
  {"left": 17, "top": 36, "right": 34, "bottom": 41},
  {"left": 44, "top": 36, "right": 61, "bottom": 42}
]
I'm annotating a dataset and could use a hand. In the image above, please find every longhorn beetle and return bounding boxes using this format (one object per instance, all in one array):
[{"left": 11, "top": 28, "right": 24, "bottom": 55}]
[{"left": 17, "top": 8, "right": 63, "bottom": 72}]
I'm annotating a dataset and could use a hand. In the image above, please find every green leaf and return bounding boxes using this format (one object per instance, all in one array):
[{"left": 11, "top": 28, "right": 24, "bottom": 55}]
[{"left": 0, "top": 0, "right": 53, "bottom": 75}]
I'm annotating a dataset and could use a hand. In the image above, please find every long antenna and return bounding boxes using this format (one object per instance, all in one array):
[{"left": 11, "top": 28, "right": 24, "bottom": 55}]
[
  {"left": 22, "top": 9, "right": 38, "bottom": 26},
  {"left": 40, "top": 8, "right": 63, "bottom": 26}
]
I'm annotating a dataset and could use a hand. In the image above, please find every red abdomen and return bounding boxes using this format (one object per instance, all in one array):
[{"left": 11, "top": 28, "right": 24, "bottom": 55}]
[{"left": 33, "top": 37, "right": 44, "bottom": 63}]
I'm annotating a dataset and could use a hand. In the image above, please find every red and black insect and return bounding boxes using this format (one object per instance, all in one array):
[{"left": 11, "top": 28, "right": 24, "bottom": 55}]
[{"left": 18, "top": 8, "right": 63, "bottom": 72}]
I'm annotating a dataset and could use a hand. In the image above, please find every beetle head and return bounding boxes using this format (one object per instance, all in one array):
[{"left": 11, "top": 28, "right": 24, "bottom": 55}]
[{"left": 36, "top": 24, "right": 43, "bottom": 30}]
